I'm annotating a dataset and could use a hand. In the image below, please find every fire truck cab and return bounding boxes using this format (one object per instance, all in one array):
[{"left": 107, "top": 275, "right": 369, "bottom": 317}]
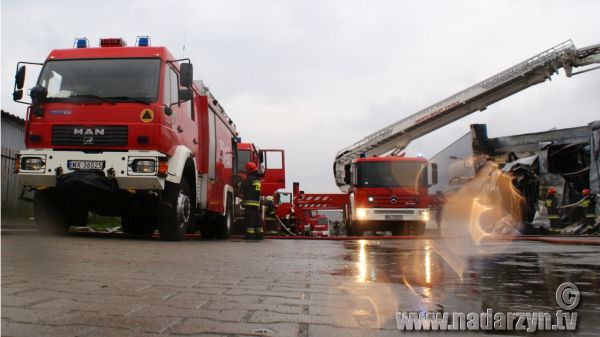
[{"left": 346, "top": 156, "right": 437, "bottom": 235}]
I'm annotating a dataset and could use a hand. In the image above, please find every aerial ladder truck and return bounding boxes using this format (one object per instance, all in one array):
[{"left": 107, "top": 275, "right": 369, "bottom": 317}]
[{"left": 333, "top": 39, "right": 600, "bottom": 236}]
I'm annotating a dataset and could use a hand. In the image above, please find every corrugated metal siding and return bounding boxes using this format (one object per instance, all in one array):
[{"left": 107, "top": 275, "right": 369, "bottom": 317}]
[
  {"left": 1, "top": 112, "right": 29, "bottom": 217},
  {"left": 1, "top": 117, "right": 26, "bottom": 151}
]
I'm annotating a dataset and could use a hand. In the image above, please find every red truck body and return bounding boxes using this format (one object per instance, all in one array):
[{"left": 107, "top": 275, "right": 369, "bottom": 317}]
[{"left": 14, "top": 38, "right": 239, "bottom": 240}]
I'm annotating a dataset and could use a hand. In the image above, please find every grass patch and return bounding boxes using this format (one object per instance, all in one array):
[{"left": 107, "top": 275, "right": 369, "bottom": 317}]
[{"left": 87, "top": 213, "right": 121, "bottom": 231}]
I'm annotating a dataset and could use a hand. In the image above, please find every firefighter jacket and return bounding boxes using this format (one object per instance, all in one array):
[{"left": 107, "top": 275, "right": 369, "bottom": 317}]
[
  {"left": 545, "top": 195, "right": 559, "bottom": 219},
  {"left": 581, "top": 195, "right": 596, "bottom": 219},
  {"left": 242, "top": 171, "right": 261, "bottom": 207}
]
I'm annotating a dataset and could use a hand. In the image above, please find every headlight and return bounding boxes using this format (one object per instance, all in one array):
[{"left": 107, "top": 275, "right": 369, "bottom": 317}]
[
  {"left": 132, "top": 159, "right": 156, "bottom": 173},
  {"left": 356, "top": 208, "right": 367, "bottom": 219},
  {"left": 368, "top": 196, "right": 374, "bottom": 203},
  {"left": 420, "top": 211, "right": 430, "bottom": 221},
  {"left": 21, "top": 157, "right": 45, "bottom": 171}
]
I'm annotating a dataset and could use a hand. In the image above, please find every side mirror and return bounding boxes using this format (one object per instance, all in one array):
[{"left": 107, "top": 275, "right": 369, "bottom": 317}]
[
  {"left": 163, "top": 105, "right": 173, "bottom": 116},
  {"left": 428, "top": 163, "right": 438, "bottom": 186},
  {"left": 258, "top": 150, "right": 264, "bottom": 164},
  {"left": 30, "top": 85, "right": 48, "bottom": 102},
  {"left": 178, "top": 88, "right": 193, "bottom": 101},
  {"left": 179, "top": 63, "right": 193, "bottom": 88},
  {"left": 13, "top": 90, "right": 24, "bottom": 101},
  {"left": 15, "top": 65, "right": 26, "bottom": 89}
]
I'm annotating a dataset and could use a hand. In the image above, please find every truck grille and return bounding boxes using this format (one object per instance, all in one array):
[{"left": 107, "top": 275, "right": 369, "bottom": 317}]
[
  {"left": 52, "top": 125, "right": 128, "bottom": 147},
  {"left": 374, "top": 209, "right": 414, "bottom": 214}
]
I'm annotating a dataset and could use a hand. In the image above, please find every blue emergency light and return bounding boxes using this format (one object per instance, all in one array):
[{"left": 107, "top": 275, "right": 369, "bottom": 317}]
[
  {"left": 136, "top": 36, "right": 150, "bottom": 47},
  {"left": 359, "top": 152, "right": 366, "bottom": 158},
  {"left": 74, "top": 37, "right": 89, "bottom": 48}
]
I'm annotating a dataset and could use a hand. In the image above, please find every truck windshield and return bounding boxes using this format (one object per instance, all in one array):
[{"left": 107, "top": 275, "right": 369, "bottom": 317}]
[
  {"left": 238, "top": 150, "right": 251, "bottom": 171},
  {"left": 356, "top": 161, "right": 427, "bottom": 188},
  {"left": 37, "top": 58, "right": 161, "bottom": 103}
]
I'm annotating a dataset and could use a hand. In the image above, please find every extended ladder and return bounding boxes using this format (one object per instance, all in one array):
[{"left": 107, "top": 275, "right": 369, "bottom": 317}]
[{"left": 334, "top": 40, "right": 600, "bottom": 192}]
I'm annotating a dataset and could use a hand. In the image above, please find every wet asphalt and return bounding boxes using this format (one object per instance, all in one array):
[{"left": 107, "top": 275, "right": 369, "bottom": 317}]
[{"left": 2, "top": 228, "right": 599, "bottom": 336}]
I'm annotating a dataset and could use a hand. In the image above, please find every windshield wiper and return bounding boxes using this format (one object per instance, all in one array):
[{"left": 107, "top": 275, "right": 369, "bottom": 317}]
[
  {"left": 103, "top": 96, "right": 151, "bottom": 104},
  {"left": 68, "top": 94, "right": 115, "bottom": 104}
]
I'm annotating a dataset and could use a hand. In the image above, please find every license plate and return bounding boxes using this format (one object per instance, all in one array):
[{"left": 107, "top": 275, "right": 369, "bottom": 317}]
[
  {"left": 385, "top": 215, "right": 405, "bottom": 220},
  {"left": 67, "top": 160, "right": 105, "bottom": 170}
]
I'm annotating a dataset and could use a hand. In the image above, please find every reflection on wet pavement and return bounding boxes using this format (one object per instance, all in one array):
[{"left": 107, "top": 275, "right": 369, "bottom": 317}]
[{"left": 330, "top": 238, "right": 600, "bottom": 335}]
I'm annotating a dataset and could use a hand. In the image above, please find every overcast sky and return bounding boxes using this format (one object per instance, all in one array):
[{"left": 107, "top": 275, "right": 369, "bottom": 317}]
[{"left": 2, "top": 0, "right": 599, "bottom": 193}]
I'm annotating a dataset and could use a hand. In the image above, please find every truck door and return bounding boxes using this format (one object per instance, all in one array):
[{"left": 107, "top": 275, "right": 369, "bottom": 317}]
[
  {"left": 164, "top": 65, "right": 196, "bottom": 154},
  {"left": 260, "top": 149, "right": 285, "bottom": 196}
]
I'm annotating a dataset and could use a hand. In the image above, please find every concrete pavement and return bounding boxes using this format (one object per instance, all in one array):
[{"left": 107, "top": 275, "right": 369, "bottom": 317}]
[{"left": 2, "top": 229, "right": 599, "bottom": 336}]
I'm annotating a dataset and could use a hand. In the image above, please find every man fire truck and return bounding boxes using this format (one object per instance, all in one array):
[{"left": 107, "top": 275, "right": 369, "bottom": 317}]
[
  {"left": 334, "top": 39, "right": 600, "bottom": 236},
  {"left": 13, "top": 36, "right": 239, "bottom": 241}
]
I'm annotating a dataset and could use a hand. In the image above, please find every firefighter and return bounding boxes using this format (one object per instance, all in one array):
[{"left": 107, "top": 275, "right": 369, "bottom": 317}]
[
  {"left": 264, "top": 196, "right": 278, "bottom": 235},
  {"left": 545, "top": 187, "right": 561, "bottom": 230},
  {"left": 580, "top": 189, "right": 597, "bottom": 230},
  {"left": 242, "top": 162, "right": 263, "bottom": 240}
]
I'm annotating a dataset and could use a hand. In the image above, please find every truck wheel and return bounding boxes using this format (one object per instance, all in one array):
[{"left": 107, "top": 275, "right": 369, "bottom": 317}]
[
  {"left": 159, "top": 180, "right": 193, "bottom": 241},
  {"left": 215, "top": 195, "right": 233, "bottom": 239},
  {"left": 199, "top": 217, "right": 215, "bottom": 239},
  {"left": 34, "top": 189, "right": 69, "bottom": 235}
]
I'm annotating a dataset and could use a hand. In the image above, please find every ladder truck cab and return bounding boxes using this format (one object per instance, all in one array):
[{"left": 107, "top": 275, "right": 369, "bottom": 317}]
[
  {"left": 334, "top": 39, "right": 600, "bottom": 236},
  {"left": 13, "top": 36, "right": 239, "bottom": 241},
  {"left": 346, "top": 155, "right": 437, "bottom": 235}
]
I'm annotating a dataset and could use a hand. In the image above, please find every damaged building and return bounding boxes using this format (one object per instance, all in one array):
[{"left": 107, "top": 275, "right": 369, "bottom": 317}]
[{"left": 430, "top": 121, "right": 600, "bottom": 233}]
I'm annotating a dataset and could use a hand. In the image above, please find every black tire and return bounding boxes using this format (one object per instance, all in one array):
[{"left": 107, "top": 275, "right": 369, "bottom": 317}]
[
  {"left": 215, "top": 195, "right": 233, "bottom": 239},
  {"left": 34, "top": 189, "right": 70, "bottom": 235},
  {"left": 158, "top": 180, "right": 193, "bottom": 241},
  {"left": 198, "top": 214, "right": 215, "bottom": 239}
]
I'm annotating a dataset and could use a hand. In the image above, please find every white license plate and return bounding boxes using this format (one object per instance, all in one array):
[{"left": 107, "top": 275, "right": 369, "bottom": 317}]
[
  {"left": 67, "top": 160, "right": 105, "bottom": 170},
  {"left": 385, "top": 215, "right": 405, "bottom": 220}
]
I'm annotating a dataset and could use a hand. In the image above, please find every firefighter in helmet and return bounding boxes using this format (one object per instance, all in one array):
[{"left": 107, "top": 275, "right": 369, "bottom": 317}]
[
  {"left": 580, "top": 188, "right": 597, "bottom": 230},
  {"left": 242, "top": 162, "right": 263, "bottom": 240},
  {"left": 264, "top": 196, "right": 278, "bottom": 235},
  {"left": 545, "top": 187, "right": 561, "bottom": 230}
]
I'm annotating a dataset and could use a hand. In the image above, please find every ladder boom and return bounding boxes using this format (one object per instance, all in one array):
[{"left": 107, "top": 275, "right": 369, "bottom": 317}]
[{"left": 333, "top": 40, "right": 600, "bottom": 192}]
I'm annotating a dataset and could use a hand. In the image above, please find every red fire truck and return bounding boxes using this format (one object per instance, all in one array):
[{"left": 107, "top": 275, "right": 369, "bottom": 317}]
[
  {"left": 231, "top": 142, "right": 286, "bottom": 234},
  {"left": 334, "top": 40, "right": 600, "bottom": 236},
  {"left": 235, "top": 142, "right": 285, "bottom": 196},
  {"left": 13, "top": 36, "right": 240, "bottom": 241},
  {"left": 344, "top": 155, "right": 436, "bottom": 235}
]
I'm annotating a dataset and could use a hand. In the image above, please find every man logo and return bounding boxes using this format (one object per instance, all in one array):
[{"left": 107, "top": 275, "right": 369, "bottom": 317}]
[
  {"left": 74, "top": 128, "right": 105, "bottom": 136},
  {"left": 84, "top": 137, "right": 94, "bottom": 144}
]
